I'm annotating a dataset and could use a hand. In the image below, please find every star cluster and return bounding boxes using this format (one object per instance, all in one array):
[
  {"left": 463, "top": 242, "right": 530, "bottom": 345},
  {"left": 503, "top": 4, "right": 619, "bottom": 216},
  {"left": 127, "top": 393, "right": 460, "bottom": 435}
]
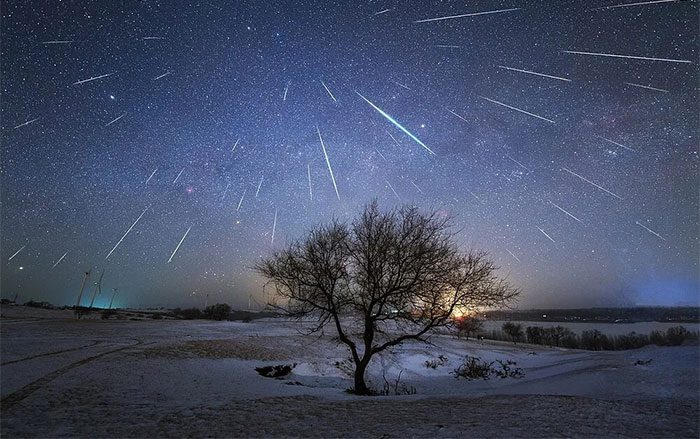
[{"left": 1, "top": 1, "right": 698, "bottom": 308}]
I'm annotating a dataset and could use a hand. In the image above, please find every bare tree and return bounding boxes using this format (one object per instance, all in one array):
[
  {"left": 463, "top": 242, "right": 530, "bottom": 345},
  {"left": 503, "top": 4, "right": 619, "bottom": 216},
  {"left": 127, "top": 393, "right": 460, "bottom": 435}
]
[
  {"left": 455, "top": 316, "right": 484, "bottom": 340},
  {"left": 256, "top": 201, "right": 518, "bottom": 395}
]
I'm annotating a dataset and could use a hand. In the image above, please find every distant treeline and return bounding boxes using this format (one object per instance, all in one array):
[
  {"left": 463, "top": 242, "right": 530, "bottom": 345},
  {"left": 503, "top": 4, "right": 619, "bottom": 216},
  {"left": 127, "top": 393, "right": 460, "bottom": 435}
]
[
  {"left": 482, "top": 323, "right": 698, "bottom": 351},
  {"left": 483, "top": 307, "right": 699, "bottom": 323}
]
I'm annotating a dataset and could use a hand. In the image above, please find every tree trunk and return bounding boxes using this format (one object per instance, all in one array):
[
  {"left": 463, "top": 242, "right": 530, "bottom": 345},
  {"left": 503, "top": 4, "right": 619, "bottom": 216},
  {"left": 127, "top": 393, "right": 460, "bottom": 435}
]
[{"left": 353, "top": 361, "right": 371, "bottom": 395}]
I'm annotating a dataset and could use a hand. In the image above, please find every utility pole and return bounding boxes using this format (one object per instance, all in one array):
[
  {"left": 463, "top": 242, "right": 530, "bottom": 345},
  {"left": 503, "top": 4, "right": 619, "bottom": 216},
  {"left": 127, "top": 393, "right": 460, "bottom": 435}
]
[{"left": 74, "top": 269, "right": 91, "bottom": 318}]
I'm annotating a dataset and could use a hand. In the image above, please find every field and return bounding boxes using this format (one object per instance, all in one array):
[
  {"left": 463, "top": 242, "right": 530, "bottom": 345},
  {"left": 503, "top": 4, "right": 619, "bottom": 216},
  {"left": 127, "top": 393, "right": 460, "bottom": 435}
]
[{"left": 1, "top": 305, "right": 698, "bottom": 438}]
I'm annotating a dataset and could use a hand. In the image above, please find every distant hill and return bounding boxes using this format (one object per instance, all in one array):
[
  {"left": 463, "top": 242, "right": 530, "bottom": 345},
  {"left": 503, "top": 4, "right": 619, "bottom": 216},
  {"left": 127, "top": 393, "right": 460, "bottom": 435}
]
[{"left": 482, "top": 307, "right": 699, "bottom": 323}]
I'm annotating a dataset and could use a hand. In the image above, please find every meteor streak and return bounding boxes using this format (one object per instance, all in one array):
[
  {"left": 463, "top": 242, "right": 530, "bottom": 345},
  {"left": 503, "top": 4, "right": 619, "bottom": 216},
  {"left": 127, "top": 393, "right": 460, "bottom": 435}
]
[
  {"left": 391, "top": 80, "right": 411, "bottom": 90},
  {"left": 596, "top": 135, "right": 635, "bottom": 152},
  {"left": 635, "top": 220, "right": 666, "bottom": 241},
  {"left": 283, "top": 82, "right": 289, "bottom": 101},
  {"left": 588, "top": 0, "right": 681, "bottom": 11},
  {"left": 51, "top": 251, "right": 69, "bottom": 269},
  {"left": 221, "top": 182, "right": 230, "bottom": 202},
  {"left": 145, "top": 168, "right": 158, "bottom": 185},
  {"left": 537, "top": 227, "right": 556, "bottom": 243},
  {"left": 168, "top": 226, "right": 192, "bottom": 263},
  {"left": 142, "top": 36, "right": 164, "bottom": 40},
  {"left": 480, "top": 96, "right": 556, "bottom": 123},
  {"left": 386, "top": 131, "right": 400, "bottom": 146},
  {"left": 320, "top": 80, "right": 337, "bottom": 102},
  {"left": 13, "top": 117, "right": 40, "bottom": 129},
  {"left": 562, "top": 50, "right": 692, "bottom": 64},
  {"left": 8, "top": 245, "right": 26, "bottom": 262},
  {"left": 153, "top": 71, "right": 171, "bottom": 81},
  {"left": 105, "top": 207, "right": 149, "bottom": 259},
  {"left": 271, "top": 209, "right": 278, "bottom": 245},
  {"left": 72, "top": 72, "right": 114, "bottom": 85},
  {"left": 498, "top": 65, "right": 571, "bottom": 82},
  {"left": 506, "top": 248, "right": 521, "bottom": 263},
  {"left": 42, "top": 40, "right": 74, "bottom": 44},
  {"left": 506, "top": 154, "right": 532, "bottom": 172},
  {"left": 173, "top": 168, "right": 184, "bottom": 184},
  {"left": 374, "top": 148, "right": 387, "bottom": 161},
  {"left": 317, "top": 126, "right": 341, "bottom": 200},
  {"left": 255, "top": 175, "right": 264, "bottom": 198},
  {"left": 105, "top": 113, "right": 125, "bottom": 127},
  {"left": 356, "top": 91, "right": 436, "bottom": 155},
  {"left": 436, "top": 45, "right": 461, "bottom": 48},
  {"left": 231, "top": 138, "right": 240, "bottom": 152},
  {"left": 386, "top": 180, "right": 401, "bottom": 201},
  {"left": 561, "top": 167, "right": 623, "bottom": 200},
  {"left": 549, "top": 201, "right": 583, "bottom": 223},
  {"left": 237, "top": 189, "right": 246, "bottom": 211},
  {"left": 373, "top": 8, "right": 392, "bottom": 15},
  {"left": 623, "top": 82, "right": 668, "bottom": 93},
  {"left": 307, "top": 164, "right": 313, "bottom": 201},
  {"left": 447, "top": 109, "right": 469, "bottom": 123},
  {"left": 414, "top": 8, "right": 520, "bottom": 23},
  {"left": 410, "top": 180, "right": 423, "bottom": 194}
]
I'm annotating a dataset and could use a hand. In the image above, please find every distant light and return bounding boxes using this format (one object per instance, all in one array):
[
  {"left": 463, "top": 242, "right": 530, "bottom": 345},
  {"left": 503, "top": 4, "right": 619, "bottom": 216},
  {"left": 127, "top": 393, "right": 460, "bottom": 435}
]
[
  {"left": 543, "top": 314, "right": 547, "bottom": 318},
  {"left": 19, "top": 266, "right": 24, "bottom": 270},
  {"left": 110, "top": 95, "right": 115, "bottom": 100}
]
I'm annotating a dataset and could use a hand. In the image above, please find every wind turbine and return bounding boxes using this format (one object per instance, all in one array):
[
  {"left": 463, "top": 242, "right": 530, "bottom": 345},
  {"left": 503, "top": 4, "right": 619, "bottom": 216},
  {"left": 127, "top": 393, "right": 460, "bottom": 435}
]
[
  {"left": 74, "top": 269, "right": 92, "bottom": 318},
  {"left": 88, "top": 269, "right": 105, "bottom": 309},
  {"left": 108, "top": 288, "right": 118, "bottom": 310}
]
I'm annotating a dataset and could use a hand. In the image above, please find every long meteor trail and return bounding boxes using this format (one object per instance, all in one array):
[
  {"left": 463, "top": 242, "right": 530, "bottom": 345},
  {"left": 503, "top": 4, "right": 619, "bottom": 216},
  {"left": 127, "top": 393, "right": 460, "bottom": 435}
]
[
  {"left": 168, "top": 226, "right": 192, "bottom": 263},
  {"left": 414, "top": 7, "right": 520, "bottom": 23},
  {"left": 498, "top": 65, "right": 571, "bottom": 82},
  {"left": 320, "top": 80, "right": 337, "bottom": 102},
  {"left": 635, "top": 220, "right": 666, "bottom": 241},
  {"left": 237, "top": 188, "right": 246, "bottom": 211},
  {"left": 356, "top": 91, "right": 436, "bottom": 155},
  {"left": 623, "top": 82, "right": 668, "bottom": 93},
  {"left": 8, "top": 245, "right": 26, "bottom": 263},
  {"left": 72, "top": 73, "right": 114, "bottom": 85},
  {"left": 52, "top": 251, "right": 69, "bottom": 269},
  {"left": 596, "top": 135, "right": 635, "bottom": 152},
  {"left": 13, "top": 117, "right": 40, "bottom": 129},
  {"left": 153, "top": 71, "right": 171, "bottom": 81},
  {"left": 271, "top": 209, "right": 278, "bottom": 245},
  {"left": 255, "top": 175, "right": 264, "bottom": 198},
  {"left": 105, "top": 207, "right": 148, "bottom": 259},
  {"left": 42, "top": 40, "right": 75, "bottom": 44},
  {"left": 561, "top": 167, "right": 623, "bottom": 200},
  {"left": 173, "top": 168, "right": 184, "bottom": 184},
  {"left": 105, "top": 113, "right": 125, "bottom": 127},
  {"left": 537, "top": 227, "right": 556, "bottom": 243},
  {"left": 549, "top": 201, "right": 583, "bottom": 223},
  {"left": 145, "top": 168, "right": 158, "bottom": 185},
  {"left": 588, "top": 0, "right": 682, "bottom": 11},
  {"left": 231, "top": 138, "right": 240, "bottom": 152},
  {"left": 480, "top": 96, "right": 556, "bottom": 124},
  {"left": 316, "top": 126, "right": 341, "bottom": 200},
  {"left": 562, "top": 50, "right": 692, "bottom": 64}
]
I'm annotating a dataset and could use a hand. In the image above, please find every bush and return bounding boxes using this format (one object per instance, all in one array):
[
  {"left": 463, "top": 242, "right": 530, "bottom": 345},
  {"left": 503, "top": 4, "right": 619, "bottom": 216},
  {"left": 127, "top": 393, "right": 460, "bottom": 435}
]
[
  {"left": 101, "top": 309, "right": 117, "bottom": 320},
  {"left": 580, "top": 330, "right": 610, "bottom": 351},
  {"left": 453, "top": 356, "right": 493, "bottom": 380},
  {"left": 424, "top": 355, "right": 449, "bottom": 369},
  {"left": 526, "top": 326, "right": 544, "bottom": 344},
  {"left": 255, "top": 364, "right": 296, "bottom": 378},
  {"left": 614, "top": 332, "right": 649, "bottom": 350},
  {"left": 666, "top": 326, "right": 691, "bottom": 346},
  {"left": 174, "top": 308, "right": 203, "bottom": 320},
  {"left": 203, "top": 303, "right": 231, "bottom": 321}
]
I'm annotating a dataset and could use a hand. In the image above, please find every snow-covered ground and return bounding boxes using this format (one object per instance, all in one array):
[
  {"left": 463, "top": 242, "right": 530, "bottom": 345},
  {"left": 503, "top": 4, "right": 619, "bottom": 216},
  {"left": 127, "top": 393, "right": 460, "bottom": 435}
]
[{"left": 1, "top": 305, "right": 698, "bottom": 437}]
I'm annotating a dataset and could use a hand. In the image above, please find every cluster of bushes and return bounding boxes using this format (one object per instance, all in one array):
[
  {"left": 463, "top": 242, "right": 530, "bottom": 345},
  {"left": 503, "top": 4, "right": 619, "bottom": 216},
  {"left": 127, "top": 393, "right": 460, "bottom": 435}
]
[
  {"left": 172, "top": 303, "right": 232, "bottom": 321},
  {"left": 452, "top": 356, "right": 523, "bottom": 380},
  {"left": 481, "top": 322, "right": 698, "bottom": 351}
]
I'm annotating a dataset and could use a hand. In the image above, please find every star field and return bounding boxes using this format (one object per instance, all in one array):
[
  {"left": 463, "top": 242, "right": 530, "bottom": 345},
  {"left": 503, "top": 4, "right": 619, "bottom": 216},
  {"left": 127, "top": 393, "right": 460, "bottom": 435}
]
[{"left": 1, "top": 0, "right": 698, "bottom": 309}]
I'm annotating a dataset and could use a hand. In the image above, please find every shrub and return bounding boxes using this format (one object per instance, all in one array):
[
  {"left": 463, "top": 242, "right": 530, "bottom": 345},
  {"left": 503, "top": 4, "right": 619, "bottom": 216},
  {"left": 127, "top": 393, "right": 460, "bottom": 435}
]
[
  {"left": 255, "top": 364, "right": 296, "bottom": 378},
  {"left": 454, "top": 316, "right": 484, "bottom": 340},
  {"left": 666, "top": 326, "right": 691, "bottom": 346},
  {"left": 580, "top": 330, "right": 610, "bottom": 351},
  {"left": 526, "top": 326, "right": 544, "bottom": 344},
  {"left": 453, "top": 356, "right": 493, "bottom": 380},
  {"left": 424, "top": 355, "right": 449, "bottom": 369},
  {"left": 203, "top": 303, "right": 231, "bottom": 321},
  {"left": 174, "top": 308, "right": 203, "bottom": 320},
  {"left": 101, "top": 309, "right": 117, "bottom": 320}
]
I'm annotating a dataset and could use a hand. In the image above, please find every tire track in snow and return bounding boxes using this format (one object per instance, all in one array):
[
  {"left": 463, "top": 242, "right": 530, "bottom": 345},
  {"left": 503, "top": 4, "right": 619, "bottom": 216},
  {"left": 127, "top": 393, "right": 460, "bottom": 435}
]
[
  {"left": 1, "top": 340, "right": 104, "bottom": 366},
  {"left": 1, "top": 339, "right": 143, "bottom": 411}
]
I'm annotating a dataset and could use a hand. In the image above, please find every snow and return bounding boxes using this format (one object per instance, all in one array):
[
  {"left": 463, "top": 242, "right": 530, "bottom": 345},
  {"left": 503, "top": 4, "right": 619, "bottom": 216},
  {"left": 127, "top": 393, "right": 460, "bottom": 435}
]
[{"left": 1, "top": 305, "right": 698, "bottom": 437}]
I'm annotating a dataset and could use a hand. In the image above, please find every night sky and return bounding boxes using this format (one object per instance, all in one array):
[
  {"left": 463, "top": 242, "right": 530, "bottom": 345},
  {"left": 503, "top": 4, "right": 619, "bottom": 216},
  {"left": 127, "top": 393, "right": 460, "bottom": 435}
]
[{"left": 1, "top": 0, "right": 698, "bottom": 309}]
